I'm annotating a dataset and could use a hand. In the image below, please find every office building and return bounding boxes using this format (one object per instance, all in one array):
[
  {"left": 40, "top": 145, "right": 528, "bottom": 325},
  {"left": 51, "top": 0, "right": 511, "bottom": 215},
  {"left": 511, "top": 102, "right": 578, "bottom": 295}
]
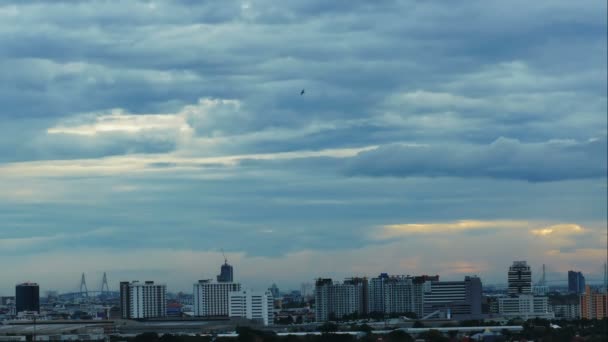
[
  {"left": 424, "top": 276, "right": 482, "bottom": 318},
  {"left": 193, "top": 279, "right": 241, "bottom": 317},
  {"left": 508, "top": 261, "right": 532, "bottom": 295},
  {"left": 119, "top": 280, "right": 166, "bottom": 319},
  {"left": 568, "top": 271, "right": 586, "bottom": 294},
  {"left": 497, "top": 295, "right": 553, "bottom": 319},
  {"left": 580, "top": 285, "right": 608, "bottom": 319},
  {"left": 15, "top": 282, "right": 39, "bottom": 314},
  {"left": 229, "top": 289, "right": 274, "bottom": 326}
]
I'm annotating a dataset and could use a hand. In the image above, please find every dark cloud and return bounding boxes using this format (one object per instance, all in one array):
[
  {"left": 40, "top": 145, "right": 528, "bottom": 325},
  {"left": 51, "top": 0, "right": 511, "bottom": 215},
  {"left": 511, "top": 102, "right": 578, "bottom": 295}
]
[{"left": 345, "top": 137, "right": 607, "bottom": 182}]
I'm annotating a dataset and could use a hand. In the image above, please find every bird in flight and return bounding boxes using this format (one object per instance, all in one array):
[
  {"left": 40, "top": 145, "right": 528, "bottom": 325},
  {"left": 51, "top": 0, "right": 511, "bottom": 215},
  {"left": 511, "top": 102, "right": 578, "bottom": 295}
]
[{"left": 300, "top": 89, "right": 305, "bottom": 95}]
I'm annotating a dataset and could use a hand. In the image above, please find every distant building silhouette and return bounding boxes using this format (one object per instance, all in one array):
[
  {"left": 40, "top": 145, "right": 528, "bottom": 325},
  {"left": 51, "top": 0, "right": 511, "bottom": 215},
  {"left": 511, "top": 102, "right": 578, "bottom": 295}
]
[
  {"left": 217, "top": 260, "right": 234, "bottom": 282},
  {"left": 15, "top": 282, "right": 39, "bottom": 314},
  {"left": 508, "top": 261, "right": 532, "bottom": 295},
  {"left": 269, "top": 283, "right": 280, "bottom": 298},
  {"left": 568, "top": 270, "right": 586, "bottom": 294}
]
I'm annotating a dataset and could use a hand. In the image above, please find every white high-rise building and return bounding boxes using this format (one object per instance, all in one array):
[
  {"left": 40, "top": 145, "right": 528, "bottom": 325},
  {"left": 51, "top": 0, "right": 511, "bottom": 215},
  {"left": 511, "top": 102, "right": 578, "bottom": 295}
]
[
  {"left": 229, "top": 289, "right": 274, "bottom": 326},
  {"left": 120, "top": 281, "right": 166, "bottom": 319},
  {"left": 193, "top": 279, "right": 241, "bottom": 317}
]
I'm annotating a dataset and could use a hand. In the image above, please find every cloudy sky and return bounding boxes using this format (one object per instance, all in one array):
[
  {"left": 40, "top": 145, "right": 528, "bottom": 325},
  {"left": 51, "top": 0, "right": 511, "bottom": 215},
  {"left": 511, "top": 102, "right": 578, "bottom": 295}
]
[{"left": 0, "top": 0, "right": 606, "bottom": 295}]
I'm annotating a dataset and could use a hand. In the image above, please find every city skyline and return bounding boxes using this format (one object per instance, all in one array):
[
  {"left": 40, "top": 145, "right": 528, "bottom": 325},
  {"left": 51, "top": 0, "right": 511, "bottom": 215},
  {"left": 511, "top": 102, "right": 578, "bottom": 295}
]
[
  {"left": 1, "top": 259, "right": 606, "bottom": 297},
  {"left": 1, "top": 1, "right": 606, "bottom": 295}
]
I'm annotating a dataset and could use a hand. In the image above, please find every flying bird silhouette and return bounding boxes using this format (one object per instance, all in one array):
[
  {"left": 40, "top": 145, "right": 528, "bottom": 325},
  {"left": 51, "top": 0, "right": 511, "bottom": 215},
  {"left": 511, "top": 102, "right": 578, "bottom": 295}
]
[{"left": 300, "top": 89, "right": 305, "bottom": 95}]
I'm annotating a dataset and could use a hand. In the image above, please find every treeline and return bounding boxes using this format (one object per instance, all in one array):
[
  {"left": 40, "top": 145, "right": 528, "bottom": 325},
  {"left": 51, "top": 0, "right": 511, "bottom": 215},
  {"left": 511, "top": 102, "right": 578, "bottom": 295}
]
[{"left": 112, "top": 318, "right": 608, "bottom": 342}]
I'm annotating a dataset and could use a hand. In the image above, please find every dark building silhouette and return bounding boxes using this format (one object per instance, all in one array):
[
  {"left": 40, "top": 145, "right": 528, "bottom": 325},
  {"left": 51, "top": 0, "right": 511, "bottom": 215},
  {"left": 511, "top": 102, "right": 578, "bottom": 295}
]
[
  {"left": 15, "top": 282, "right": 39, "bottom": 313},
  {"left": 217, "top": 261, "right": 234, "bottom": 282},
  {"left": 568, "top": 270, "right": 586, "bottom": 294},
  {"left": 120, "top": 281, "right": 131, "bottom": 319}
]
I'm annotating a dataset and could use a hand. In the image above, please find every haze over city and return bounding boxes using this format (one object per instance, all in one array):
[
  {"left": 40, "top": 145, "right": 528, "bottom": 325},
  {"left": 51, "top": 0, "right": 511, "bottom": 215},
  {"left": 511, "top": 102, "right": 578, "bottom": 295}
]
[{"left": 0, "top": 0, "right": 606, "bottom": 295}]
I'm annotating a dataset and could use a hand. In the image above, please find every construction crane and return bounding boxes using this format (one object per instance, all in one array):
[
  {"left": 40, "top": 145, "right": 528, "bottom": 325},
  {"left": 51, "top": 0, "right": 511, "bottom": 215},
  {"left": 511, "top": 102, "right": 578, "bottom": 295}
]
[{"left": 221, "top": 248, "right": 228, "bottom": 264}]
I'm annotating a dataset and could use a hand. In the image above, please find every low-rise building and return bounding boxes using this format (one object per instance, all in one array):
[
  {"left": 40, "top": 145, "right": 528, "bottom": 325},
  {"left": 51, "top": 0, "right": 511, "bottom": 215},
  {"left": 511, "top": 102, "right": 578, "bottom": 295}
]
[{"left": 498, "top": 295, "right": 554, "bottom": 319}]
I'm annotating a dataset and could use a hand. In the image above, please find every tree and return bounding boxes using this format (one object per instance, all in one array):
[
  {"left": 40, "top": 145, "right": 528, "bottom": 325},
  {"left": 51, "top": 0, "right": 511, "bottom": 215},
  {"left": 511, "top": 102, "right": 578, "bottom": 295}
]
[
  {"left": 134, "top": 332, "right": 160, "bottom": 342},
  {"left": 386, "top": 330, "right": 414, "bottom": 342},
  {"left": 319, "top": 322, "right": 339, "bottom": 333},
  {"left": 419, "top": 330, "right": 448, "bottom": 342}
]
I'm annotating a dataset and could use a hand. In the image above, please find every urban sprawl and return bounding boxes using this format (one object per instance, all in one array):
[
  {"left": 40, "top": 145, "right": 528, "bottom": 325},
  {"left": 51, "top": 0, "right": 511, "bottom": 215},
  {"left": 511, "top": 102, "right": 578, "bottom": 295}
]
[{"left": 1, "top": 260, "right": 607, "bottom": 341}]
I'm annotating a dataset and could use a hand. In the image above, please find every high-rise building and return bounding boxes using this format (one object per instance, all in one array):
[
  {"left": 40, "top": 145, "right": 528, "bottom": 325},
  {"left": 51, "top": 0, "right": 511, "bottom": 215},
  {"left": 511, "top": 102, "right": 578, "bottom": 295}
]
[
  {"left": 314, "top": 278, "right": 363, "bottom": 322},
  {"left": 424, "top": 276, "right": 482, "bottom": 318},
  {"left": 217, "top": 261, "right": 234, "bottom": 283},
  {"left": 193, "top": 280, "right": 241, "bottom": 317},
  {"left": 568, "top": 271, "right": 586, "bottom": 294},
  {"left": 368, "top": 273, "right": 389, "bottom": 314},
  {"left": 15, "top": 282, "right": 39, "bottom": 314},
  {"left": 383, "top": 276, "right": 426, "bottom": 318},
  {"left": 119, "top": 281, "right": 166, "bottom": 319},
  {"left": 580, "top": 285, "right": 608, "bottom": 319},
  {"left": 508, "top": 261, "right": 532, "bottom": 295},
  {"left": 229, "top": 289, "right": 274, "bottom": 326},
  {"left": 344, "top": 277, "right": 369, "bottom": 317}
]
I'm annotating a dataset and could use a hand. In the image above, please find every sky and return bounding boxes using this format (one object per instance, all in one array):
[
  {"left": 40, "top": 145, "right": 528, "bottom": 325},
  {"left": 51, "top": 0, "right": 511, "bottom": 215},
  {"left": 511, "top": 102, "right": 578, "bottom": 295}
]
[{"left": 0, "top": 0, "right": 606, "bottom": 295}]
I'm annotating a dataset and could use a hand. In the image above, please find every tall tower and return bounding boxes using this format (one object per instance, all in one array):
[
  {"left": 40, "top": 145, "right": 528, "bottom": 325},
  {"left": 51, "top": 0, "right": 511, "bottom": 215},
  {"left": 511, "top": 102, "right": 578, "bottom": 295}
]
[
  {"left": 101, "top": 272, "right": 110, "bottom": 294},
  {"left": 508, "top": 261, "right": 532, "bottom": 295},
  {"left": 80, "top": 273, "right": 89, "bottom": 297}
]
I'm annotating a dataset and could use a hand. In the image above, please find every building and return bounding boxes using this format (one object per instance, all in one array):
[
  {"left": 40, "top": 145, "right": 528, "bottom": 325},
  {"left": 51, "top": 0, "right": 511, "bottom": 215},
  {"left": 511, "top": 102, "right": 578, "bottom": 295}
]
[
  {"left": 497, "top": 295, "right": 553, "bottom": 319},
  {"left": 15, "top": 282, "right": 39, "bottom": 314},
  {"left": 229, "top": 289, "right": 274, "bottom": 326},
  {"left": 549, "top": 294, "right": 580, "bottom": 320},
  {"left": 193, "top": 280, "right": 241, "bottom": 317},
  {"left": 120, "top": 281, "right": 167, "bottom": 319},
  {"left": 508, "top": 261, "right": 532, "bottom": 295},
  {"left": 343, "top": 277, "right": 369, "bottom": 317},
  {"left": 382, "top": 276, "right": 426, "bottom": 318},
  {"left": 368, "top": 274, "right": 389, "bottom": 314},
  {"left": 314, "top": 278, "right": 361, "bottom": 322},
  {"left": 424, "top": 276, "right": 482, "bottom": 318},
  {"left": 217, "top": 260, "right": 234, "bottom": 283},
  {"left": 568, "top": 271, "right": 586, "bottom": 294},
  {"left": 580, "top": 285, "right": 608, "bottom": 319}
]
